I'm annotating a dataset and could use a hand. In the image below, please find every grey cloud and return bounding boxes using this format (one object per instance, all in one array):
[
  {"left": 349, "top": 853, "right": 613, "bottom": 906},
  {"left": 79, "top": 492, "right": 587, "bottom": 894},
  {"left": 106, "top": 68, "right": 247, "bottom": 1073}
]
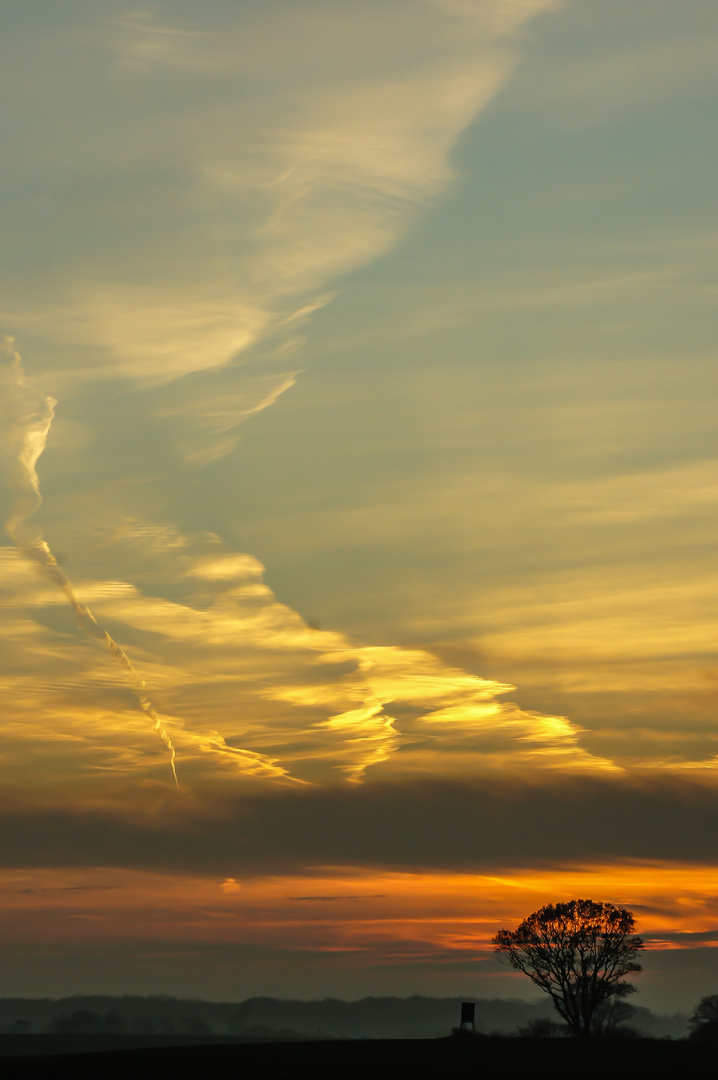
[{"left": 1, "top": 773, "right": 717, "bottom": 876}]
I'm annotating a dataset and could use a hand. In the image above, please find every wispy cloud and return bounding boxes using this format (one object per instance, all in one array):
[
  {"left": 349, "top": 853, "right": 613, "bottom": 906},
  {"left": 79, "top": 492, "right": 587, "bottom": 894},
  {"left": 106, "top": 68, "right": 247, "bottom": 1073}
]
[
  {"left": 0, "top": 340, "right": 180, "bottom": 788},
  {"left": 0, "top": 0, "right": 560, "bottom": 463},
  {"left": 0, "top": 513, "right": 615, "bottom": 801}
]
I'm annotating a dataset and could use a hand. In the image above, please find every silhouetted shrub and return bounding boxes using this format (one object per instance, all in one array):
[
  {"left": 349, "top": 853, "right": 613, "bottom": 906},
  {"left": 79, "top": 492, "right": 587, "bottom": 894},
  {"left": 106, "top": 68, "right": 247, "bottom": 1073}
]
[
  {"left": 691, "top": 1021, "right": 718, "bottom": 1042},
  {"left": 180, "top": 1015, "right": 211, "bottom": 1035},
  {"left": 689, "top": 995, "right": 718, "bottom": 1041},
  {"left": 132, "top": 1017, "right": 157, "bottom": 1034},
  {"left": 48, "top": 1009, "right": 128, "bottom": 1034},
  {"left": 104, "top": 1010, "right": 128, "bottom": 1033},
  {"left": 515, "top": 1018, "right": 568, "bottom": 1038},
  {"left": 49, "top": 1010, "right": 104, "bottom": 1033}
]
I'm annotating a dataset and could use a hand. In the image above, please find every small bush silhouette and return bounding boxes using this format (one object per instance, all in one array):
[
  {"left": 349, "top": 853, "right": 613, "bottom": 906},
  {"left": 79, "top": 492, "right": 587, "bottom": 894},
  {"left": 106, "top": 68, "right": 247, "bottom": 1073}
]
[
  {"left": 689, "top": 994, "right": 718, "bottom": 1041},
  {"left": 515, "top": 1018, "right": 567, "bottom": 1038}
]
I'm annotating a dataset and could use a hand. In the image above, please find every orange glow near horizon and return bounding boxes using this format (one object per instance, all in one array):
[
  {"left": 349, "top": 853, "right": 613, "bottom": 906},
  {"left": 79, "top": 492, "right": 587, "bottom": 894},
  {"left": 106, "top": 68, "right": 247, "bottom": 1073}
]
[{"left": 0, "top": 861, "right": 715, "bottom": 966}]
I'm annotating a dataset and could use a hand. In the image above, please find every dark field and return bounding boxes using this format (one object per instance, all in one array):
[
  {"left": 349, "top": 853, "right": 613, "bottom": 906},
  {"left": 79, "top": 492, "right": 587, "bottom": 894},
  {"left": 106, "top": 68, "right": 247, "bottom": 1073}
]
[{"left": 0, "top": 1035, "right": 714, "bottom": 1079}]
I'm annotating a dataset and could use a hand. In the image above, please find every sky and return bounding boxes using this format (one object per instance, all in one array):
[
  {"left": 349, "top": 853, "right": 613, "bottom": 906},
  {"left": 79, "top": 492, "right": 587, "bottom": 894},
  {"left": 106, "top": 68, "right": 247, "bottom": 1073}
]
[{"left": 0, "top": 0, "right": 717, "bottom": 1013}]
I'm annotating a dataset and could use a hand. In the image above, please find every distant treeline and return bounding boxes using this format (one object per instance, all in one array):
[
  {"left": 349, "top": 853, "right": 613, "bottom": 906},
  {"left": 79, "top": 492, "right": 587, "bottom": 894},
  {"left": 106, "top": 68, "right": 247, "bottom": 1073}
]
[{"left": 0, "top": 996, "right": 689, "bottom": 1040}]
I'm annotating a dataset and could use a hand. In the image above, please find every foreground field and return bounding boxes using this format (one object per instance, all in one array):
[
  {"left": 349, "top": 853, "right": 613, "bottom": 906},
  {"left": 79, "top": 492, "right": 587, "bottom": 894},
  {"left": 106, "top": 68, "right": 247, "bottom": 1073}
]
[{"left": 0, "top": 1035, "right": 714, "bottom": 1079}]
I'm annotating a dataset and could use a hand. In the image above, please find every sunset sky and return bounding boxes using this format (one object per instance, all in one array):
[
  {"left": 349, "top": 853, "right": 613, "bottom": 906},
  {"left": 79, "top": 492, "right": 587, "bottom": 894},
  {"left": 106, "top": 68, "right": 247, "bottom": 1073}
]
[{"left": 1, "top": 0, "right": 717, "bottom": 1013}]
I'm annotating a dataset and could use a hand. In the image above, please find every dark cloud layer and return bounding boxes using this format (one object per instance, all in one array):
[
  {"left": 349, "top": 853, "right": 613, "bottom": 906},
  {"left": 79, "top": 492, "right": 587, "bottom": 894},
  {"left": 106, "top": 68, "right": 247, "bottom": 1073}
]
[{"left": 3, "top": 773, "right": 718, "bottom": 875}]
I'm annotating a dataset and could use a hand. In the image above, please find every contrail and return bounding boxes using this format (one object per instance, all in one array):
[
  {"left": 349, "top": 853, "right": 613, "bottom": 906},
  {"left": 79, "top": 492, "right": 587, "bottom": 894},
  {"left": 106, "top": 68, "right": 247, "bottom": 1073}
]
[{"left": 1, "top": 336, "right": 179, "bottom": 787}]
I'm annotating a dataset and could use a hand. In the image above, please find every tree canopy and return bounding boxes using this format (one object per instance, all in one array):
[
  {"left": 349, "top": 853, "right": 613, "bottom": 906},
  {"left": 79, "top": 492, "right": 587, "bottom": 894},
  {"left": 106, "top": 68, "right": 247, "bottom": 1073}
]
[
  {"left": 492, "top": 899, "right": 644, "bottom": 1038},
  {"left": 689, "top": 994, "right": 718, "bottom": 1041}
]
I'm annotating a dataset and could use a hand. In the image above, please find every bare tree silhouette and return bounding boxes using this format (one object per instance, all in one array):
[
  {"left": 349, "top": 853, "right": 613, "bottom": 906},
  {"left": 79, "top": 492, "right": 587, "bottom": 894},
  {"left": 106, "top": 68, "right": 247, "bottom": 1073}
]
[{"left": 493, "top": 899, "right": 644, "bottom": 1038}]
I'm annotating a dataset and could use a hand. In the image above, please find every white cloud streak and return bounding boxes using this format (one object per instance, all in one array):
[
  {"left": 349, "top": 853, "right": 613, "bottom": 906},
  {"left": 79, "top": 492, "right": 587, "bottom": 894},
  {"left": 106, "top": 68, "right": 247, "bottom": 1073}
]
[{"left": 0, "top": 339, "right": 179, "bottom": 788}]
